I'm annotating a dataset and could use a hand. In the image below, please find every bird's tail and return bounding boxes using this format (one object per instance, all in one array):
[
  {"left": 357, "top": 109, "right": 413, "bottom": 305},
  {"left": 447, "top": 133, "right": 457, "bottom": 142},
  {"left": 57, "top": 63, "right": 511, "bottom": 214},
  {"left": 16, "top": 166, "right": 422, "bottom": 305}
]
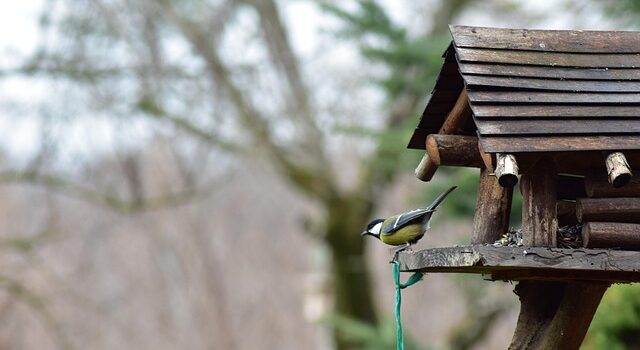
[{"left": 427, "top": 186, "right": 457, "bottom": 210}]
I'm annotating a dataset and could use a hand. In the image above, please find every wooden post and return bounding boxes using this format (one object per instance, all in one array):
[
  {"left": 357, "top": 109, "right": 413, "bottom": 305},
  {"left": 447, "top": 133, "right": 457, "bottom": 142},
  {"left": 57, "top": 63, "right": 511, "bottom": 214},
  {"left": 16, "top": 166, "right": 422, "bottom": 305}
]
[
  {"left": 520, "top": 156, "right": 557, "bottom": 247},
  {"left": 472, "top": 167, "right": 512, "bottom": 244},
  {"left": 414, "top": 91, "right": 472, "bottom": 182},
  {"left": 585, "top": 173, "right": 640, "bottom": 198},
  {"left": 605, "top": 151, "right": 633, "bottom": 188}
]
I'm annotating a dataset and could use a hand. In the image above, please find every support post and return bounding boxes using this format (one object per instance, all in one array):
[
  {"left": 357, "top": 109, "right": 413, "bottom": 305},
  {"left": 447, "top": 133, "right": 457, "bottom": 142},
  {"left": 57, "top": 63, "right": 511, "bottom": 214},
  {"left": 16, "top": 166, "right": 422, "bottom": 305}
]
[
  {"left": 472, "top": 167, "right": 512, "bottom": 244},
  {"left": 520, "top": 156, "right": 557, "bottom": 247},
  {"left": 495, "top": 153, "right": 519, "bottom": 188}
]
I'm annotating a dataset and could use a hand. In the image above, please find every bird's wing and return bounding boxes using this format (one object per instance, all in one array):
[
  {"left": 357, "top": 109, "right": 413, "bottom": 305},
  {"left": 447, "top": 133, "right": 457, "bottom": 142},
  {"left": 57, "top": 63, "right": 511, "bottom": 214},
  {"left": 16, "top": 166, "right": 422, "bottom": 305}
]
[{"left": 381, "top": 208, "right": 434, "bottom": 234}]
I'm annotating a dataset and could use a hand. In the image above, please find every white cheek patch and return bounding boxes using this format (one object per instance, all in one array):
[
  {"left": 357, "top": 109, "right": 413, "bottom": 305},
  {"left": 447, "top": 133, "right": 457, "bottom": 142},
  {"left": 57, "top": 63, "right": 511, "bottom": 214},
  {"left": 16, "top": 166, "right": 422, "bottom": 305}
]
[{"left": 372, "top": 222, "right": 383, "bottom": 234}]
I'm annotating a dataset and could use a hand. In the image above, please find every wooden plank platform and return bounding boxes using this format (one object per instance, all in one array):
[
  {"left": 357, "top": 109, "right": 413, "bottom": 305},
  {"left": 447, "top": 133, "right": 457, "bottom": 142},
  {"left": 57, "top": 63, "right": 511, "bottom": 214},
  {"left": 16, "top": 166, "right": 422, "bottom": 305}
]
[{"left": 397, "top": 245, "right": 640, "bottom": 283}]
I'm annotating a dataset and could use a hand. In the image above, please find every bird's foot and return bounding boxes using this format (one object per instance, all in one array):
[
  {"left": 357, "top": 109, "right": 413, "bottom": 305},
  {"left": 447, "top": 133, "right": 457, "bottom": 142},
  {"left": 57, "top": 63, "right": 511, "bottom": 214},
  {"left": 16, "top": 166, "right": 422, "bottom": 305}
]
[{"left": 389, "top": 242, "right": 411, "bottom": 263}]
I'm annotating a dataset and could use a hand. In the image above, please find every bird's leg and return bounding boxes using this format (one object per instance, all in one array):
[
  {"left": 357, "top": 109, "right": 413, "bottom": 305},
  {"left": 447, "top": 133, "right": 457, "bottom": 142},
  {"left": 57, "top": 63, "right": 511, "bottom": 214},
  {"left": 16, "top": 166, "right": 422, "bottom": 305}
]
[{"left": 390, "top": 242, "right": 412, "bottom": 263}]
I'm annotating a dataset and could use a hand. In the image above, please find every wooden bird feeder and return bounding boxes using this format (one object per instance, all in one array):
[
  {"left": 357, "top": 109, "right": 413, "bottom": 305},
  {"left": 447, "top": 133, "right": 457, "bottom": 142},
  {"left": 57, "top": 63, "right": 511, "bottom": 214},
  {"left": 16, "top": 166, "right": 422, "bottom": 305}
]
[{"left": 402, "top": 26, "right": 640, "bottom": 349}]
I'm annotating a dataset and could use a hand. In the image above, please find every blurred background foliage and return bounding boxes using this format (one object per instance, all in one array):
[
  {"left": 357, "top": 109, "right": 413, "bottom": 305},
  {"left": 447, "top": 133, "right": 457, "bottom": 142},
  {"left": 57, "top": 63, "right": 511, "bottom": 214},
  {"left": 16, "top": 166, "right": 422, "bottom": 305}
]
[{"left": 0, "top": 0, "right": 638, "bottom": 349}]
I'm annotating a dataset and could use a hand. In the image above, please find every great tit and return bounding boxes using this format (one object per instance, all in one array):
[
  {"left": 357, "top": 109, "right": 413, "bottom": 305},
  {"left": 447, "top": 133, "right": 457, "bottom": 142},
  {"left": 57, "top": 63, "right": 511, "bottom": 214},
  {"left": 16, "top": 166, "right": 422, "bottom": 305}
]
[{"left": 362, "top": 186, "right": 457, "bottom": 259}]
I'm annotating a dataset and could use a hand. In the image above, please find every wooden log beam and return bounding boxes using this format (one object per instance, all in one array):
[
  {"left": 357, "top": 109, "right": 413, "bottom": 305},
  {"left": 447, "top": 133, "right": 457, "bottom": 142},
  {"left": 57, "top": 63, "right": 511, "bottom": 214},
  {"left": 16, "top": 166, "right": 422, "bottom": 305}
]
[
  {"left": 605, "top": 151, "right": 633, "bottom": 188},
  {"left": 415, "top": 90, "right": 472, "bottom": 182},
  {"left": 577, "top": 198, "right": 640, "bottom": 223},
  {"left": 472, "top": 167, "right": 513, "bottom": 244},
  {"left": 583, "top": 222, "right": 640, "bottom": 249},
  {"left": 495, "top": 153, "right": 519, "bottom": 187},
  {"left": 585, "top": 173, "right": 640, "bottom": 197},
  {"left": 426, "top": 134, "right": 483, "bottom": 168},
  {"left": 521, "top": 157, "right": 558, "bottom": 247}
]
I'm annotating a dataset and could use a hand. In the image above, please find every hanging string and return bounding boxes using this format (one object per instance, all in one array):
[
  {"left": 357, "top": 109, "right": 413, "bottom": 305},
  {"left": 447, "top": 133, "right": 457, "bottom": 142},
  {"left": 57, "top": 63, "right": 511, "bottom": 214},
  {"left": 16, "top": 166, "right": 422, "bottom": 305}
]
[{"left": 392, "top": 260, "right": 424, "bottom": 350}]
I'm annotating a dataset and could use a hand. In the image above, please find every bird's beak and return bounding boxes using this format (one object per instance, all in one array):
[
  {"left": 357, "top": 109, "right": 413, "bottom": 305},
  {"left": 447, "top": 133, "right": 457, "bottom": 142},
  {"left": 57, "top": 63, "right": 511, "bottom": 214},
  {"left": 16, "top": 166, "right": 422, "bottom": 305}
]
[{"left": 361, "top": 230, "right": 369, "bottom": 236}]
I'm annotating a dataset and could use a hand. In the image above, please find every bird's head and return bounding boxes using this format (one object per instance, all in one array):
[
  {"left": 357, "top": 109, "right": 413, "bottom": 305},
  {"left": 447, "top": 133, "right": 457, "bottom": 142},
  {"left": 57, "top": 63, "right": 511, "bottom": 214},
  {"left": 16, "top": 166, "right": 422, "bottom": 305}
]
[{"left": 362, "top": 219, "right": 384, "bottom": 239}]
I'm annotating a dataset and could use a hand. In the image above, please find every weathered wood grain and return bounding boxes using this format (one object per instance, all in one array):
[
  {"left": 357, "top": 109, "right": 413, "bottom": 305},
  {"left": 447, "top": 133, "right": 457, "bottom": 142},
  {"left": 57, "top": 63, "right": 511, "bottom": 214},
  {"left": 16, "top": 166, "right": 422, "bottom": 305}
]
[
  {"left": 467, "top": 91, "right": 640, "bottom": 104},
  {"left": 477, "top": 119, "right": 640, "bottom": 136},
  {"left": 585, "top": 173, "right": 640, "bottom": 197},
  {"left": 426, "top": 134, "right": 482, "bottom": 168},
  {"left": 397, "top": 245, "right": 640, "bottom": 282},
  {"left": 495, "top": 153, "right": 519, "bottom": 187},
  {"left": 451, "top": 25, "right": 640, "bottom": 53},
  {"left": 416, "top": 91, "right": 472, "bottom": 182},
  {"left": 605, "top": 152, "right": 633, "bottom": 188},
  {"left": 472, "top": 168, "right": 512, "bottom": 244},
  {"left": 460, "top": 63, "right": 640, "bottom": 80},
  {"left": 521, "top": 157, "right": 557, "bottom": 247},
  {"left": 466, "top": 75, "right": 640, "bottom": 92},
  {"left": 473, "top": 105, "right": 640, "bottom": 118},
  {"left": 457, "top": 47, "right": 640, "bottom": 68},
  {"left": 480, "top": 136, "right": 640, "bottom": 153},
  {"left": 577, "top": 198, "right": 640, "bottom": 223},
  {"left": 583, "top": 222, "right": 640, "bottom": 249}
]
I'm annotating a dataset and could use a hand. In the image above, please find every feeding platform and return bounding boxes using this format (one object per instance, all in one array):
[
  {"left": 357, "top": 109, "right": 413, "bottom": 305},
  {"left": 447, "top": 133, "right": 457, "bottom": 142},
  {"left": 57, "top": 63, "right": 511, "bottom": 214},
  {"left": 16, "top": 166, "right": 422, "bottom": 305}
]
[
  {"left": 405, "top": 25, "right": 640, "bottom": 349},
  {"left": 398, "top": 245, "right": 640, "bottom": 283}
]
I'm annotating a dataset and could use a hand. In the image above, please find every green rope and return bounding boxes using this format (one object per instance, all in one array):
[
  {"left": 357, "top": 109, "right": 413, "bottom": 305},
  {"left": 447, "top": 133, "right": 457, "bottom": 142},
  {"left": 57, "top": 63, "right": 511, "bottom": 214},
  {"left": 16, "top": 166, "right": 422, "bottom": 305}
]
[{"left": 392, "top": 260, "right": 424, "bottom": 350}]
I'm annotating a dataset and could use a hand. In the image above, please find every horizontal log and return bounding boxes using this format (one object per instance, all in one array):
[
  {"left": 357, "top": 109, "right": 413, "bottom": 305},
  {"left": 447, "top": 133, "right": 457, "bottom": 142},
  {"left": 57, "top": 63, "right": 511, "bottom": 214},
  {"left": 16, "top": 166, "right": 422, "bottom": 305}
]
[
  {"left": 457, "top": 47, "right": 640, "bottom": 68},
  {"left": 473, "top": 105, "right": 640, "bottom": 118},
  {"left": 426, "top": 134, "right": 482, "bottom": 168},
  {"left": 585, "top": 173, "right": 640, "bottom": 197},
  {"left": 451, "top": 26, "right": 640, "bottom": 53},
  {"left": 583, "top": 222, "right": 640, "bottom": 249},
  {"left": 460, "top": 64, "right": 640, "bottom": 81},
  {"left": 480, "top": 136, "right": 640, "bottom": 153},
  {"left": 398, "top": 245, "right": 640, "bottom": 282},
  {"left": 477, "top": 119, "right": 640, "bottom": 135},
  {"left": 577, "top": 198, "right": 640, "bottom": 223},
  {"left": 465, "top": 75, "right": 640, "bottom": 92}
]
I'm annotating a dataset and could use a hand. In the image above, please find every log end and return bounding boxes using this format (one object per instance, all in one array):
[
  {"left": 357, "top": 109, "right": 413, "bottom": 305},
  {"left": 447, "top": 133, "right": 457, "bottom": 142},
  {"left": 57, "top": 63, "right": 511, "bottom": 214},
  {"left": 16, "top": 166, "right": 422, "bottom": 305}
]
[{"left": 498, "top": 173, "right": 518, "bottom": 188}]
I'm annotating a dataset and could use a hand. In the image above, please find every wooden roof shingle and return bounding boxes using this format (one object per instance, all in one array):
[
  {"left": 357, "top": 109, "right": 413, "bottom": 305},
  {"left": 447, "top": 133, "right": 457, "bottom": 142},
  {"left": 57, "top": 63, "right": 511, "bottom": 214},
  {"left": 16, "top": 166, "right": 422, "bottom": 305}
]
[{"left": 408, "top": 25, "right": 640, "bottom": 153}]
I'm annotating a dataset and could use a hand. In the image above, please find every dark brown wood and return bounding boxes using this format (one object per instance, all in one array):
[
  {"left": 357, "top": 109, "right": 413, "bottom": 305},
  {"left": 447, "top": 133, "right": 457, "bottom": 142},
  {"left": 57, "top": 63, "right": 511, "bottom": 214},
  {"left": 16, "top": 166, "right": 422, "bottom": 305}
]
[
  {"left": 425, "top": 134, "right": 482, "bottom": 168},
  {"left": 557, "top": 201, "right": 578, "bottom": 226},
  {"left": 480, "top": 136, "right": 640, "bottom": 153},
  {"left": 585, "top": 173, "right": 640, "bottom": 197},
  {"left": 477, "top": 119, "right": 640, "bottom": 136},
  {"left": 583, "top": 222, "right": 640, "bottom": 249},
  {"left": 521, "top": 157, "right": 557, "bottom": 247},
  {"left": 457, "top": 47, "right": 640, "bottom": 68},
  {"left": 466, "top": 75, "right": 640, "bottom": 92},
  {"left": 577, "top": 198, "right": 640, "bottom": 223},
  {"left": 540, "top": 282, "right": 609, "bottom": 350},
  {"left": 415, "top": 91, "right": 472, "bottom": 181},
  {"left": 450, "top": 25, "right": 640, "bottom": 53},
  {"left": 557, "top": 175, "right": 586, "bottom": 200},
  {"left": 397, "top": 245, "right": 640, "bottom": 282},
  {"left": 461, "top": 63, "right": 640, "bottom": 81},
  {"left": 472, "top": 167, "right": 513, "bottom": 244},
  {"left": 509, "top": 281, "right": 565, "bottom": 350},
  {"left": 473, "top": 105, "right": 640, "bottom": 118}
]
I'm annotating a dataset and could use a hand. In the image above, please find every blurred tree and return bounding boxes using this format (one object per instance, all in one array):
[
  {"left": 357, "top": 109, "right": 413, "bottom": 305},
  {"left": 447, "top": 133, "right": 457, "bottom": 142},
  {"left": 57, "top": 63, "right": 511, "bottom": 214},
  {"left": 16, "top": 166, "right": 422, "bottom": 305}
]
[{"left": 3, "top": 0, "right": 471, "bottom": 348}]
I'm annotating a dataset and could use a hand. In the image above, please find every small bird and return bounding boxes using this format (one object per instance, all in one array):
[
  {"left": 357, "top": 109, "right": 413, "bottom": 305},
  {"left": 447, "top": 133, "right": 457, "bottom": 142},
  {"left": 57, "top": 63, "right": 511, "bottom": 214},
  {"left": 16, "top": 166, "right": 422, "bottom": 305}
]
[{"left": 362, "top": 186, "right": 457, "bottom": 260}]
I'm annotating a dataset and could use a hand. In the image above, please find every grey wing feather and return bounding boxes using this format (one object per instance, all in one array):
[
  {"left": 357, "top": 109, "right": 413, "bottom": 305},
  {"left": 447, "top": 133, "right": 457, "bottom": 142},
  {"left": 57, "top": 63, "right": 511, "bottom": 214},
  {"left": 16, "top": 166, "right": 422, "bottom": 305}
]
[
  {"left": 382, "top": 186, "right": 457, "bottom": 234},
  {"left": 382, "top": 208, "right": 433, "bottom": 234}
]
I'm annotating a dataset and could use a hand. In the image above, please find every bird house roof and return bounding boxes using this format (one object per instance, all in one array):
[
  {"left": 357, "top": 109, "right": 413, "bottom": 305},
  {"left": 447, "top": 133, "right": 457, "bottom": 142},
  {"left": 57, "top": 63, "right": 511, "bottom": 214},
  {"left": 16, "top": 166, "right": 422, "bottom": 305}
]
[{"left": 408, "top": 25, "right": 640, "bottom": 153}]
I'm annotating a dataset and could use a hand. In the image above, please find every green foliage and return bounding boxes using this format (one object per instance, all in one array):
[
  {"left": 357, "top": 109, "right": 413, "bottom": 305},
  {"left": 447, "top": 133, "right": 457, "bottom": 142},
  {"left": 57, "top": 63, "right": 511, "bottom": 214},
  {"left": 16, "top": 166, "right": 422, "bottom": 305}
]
[
  {"left": 324, "top": 314, "right": 429, "bottom": 350},
  {"left": 584, "top": 284, "right": 640, "bottom": 349}
]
